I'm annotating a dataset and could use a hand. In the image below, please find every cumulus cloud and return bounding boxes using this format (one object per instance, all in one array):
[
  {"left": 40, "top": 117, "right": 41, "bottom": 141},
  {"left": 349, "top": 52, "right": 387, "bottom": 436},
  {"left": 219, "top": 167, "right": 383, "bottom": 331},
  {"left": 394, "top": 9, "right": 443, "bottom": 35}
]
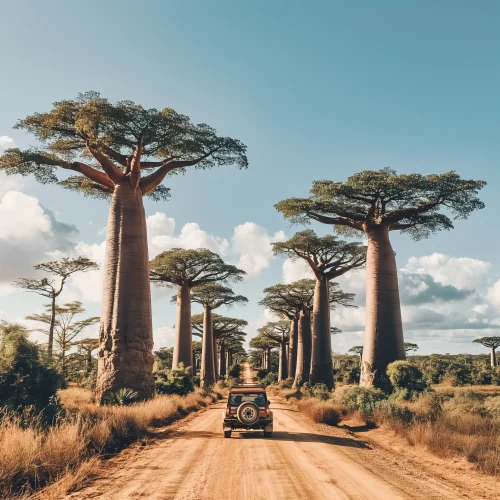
[
  {"left": 153, "top": 326, "right": 175, "bottom": 349},
  {"left": 232, "top": 223, "right": 285, "bottom": 279},
  {"left": 0, "top": 136, "right": 16, "bottom": 152},
  {"left": 404, "top": 253, "right": 490, "bottom": 290},
  {"left": 487, "top": 280, "right": 500, "bottom": 310},
  {"left": 147, "top": 212, "right": 229, "bottom": 257},
  {"left": 0, "top": 191, "right": 78, "bottom": 293}
]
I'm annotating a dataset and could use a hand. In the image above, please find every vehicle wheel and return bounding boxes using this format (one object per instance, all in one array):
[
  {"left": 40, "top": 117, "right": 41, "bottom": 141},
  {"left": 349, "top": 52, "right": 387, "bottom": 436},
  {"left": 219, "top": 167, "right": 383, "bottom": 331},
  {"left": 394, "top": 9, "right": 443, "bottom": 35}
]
[
  {"left": 224, "top": 430, "right": 232, "bottom": 438},
  {"left": 264, "top": 430, "right": 273, "bottom": 438},
  {"left": 236, "top": 402, "right": 260, "bottom": 425}
]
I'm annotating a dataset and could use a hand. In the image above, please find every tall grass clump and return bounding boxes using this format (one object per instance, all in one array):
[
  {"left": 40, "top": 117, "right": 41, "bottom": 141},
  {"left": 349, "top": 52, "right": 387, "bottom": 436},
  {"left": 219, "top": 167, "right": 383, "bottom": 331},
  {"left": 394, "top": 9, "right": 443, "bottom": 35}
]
[{"left": 296, "top": 399, "right": 342, "bottom": 426}]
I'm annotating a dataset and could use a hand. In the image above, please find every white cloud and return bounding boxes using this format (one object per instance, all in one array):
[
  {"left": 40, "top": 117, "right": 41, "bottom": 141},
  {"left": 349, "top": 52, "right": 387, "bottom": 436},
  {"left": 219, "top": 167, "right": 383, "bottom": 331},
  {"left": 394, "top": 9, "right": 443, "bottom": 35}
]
[
  {"left": 487, "top": 279, "right": 500, "bottom": 310},
  {"left": 232, "top": 223, "right": 285, "bottom": 279},
  {"left": 282, "top": 259, "right": 313, "bottom": 284},
  {"left": 0, "top": 136, "right": 16, "bottom": 152},
  {"left": 404, "top": 253, "right": 490, "bottom": 290},
  {"left": 153, "top": 326, "right": 175, "bottom": 349},
  {"left": 147, "top": 212, "right": 229, "bottom": 257}
]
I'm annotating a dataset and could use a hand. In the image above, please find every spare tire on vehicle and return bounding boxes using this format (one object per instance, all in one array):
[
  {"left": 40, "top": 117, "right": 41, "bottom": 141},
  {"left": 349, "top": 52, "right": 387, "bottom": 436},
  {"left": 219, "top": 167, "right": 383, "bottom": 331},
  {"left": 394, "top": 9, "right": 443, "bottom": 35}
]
[{"left": 236, "top": 402, "right": 259, "bottom": 425}]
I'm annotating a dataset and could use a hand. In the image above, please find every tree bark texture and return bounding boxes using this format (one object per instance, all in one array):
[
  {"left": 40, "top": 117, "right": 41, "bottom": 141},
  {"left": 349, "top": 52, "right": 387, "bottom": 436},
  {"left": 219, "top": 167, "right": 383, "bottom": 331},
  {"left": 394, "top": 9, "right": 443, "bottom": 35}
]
[
  {"left": 213, "top": 335, "right": 219, "bottom": 379},
  {"left": 48, "top": 295, "right": 56, "bottom": 362},
  {"left": 266, "top": 348, "right": 272, "bottom": 372},
  {"left": 96, "top": 183, "right": 154, "bottom": 403},
  {"left": 172, "top": 281, "right": 192, "bottom": 372},
  {"left": 361, "top": 226, "right": 405, "bottom": 389},
  {"left": 200, "top": 305, "right": 216, "bottom": 387},
  {"left": 288, "top": 318, "right": 298, "bottom": 379},
  {"left": 491, "top": 348, "right": 498, "bottom": 368},
  {"left": 294, "top": 308, "right": 312, "bottom": 388},
  {"left": 310, "top": 277, "right": 334, "bottom": 388},
  {"left": 278, "top": 342, "right": 288, "bottom": 381},
  {"left": 219, "top": 342, "right": 227, "bottom": 377}
]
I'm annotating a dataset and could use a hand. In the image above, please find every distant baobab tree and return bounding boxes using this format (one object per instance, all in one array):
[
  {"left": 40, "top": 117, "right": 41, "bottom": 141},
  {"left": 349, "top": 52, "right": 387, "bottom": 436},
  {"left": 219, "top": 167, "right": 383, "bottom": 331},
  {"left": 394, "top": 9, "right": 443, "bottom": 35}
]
[
  {"left": 0, "top": 92, "right": 247, "bottom": 402},
  {"left": 275, "top": 168, "right": 485, "bottom": 389},
  {"left": 473, "top": 336, "right": 500, "bottom": 367},
  {"left": 404, "top": 342, "right": 419, "bottom": 354}
]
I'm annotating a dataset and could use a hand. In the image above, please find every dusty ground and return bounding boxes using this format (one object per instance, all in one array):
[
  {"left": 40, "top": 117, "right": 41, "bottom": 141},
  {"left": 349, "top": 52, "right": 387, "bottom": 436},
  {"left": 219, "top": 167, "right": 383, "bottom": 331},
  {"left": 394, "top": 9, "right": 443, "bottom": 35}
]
[{"left": 65, "top": 365, "right": 499, "bottom": 500}]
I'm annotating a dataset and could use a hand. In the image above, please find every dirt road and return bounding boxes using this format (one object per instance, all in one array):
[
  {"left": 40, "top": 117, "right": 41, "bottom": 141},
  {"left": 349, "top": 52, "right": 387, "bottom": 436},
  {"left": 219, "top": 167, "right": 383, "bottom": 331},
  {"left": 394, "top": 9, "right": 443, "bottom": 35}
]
[{"left": 67, "top": 365, "right": 493, "bottom": 500}]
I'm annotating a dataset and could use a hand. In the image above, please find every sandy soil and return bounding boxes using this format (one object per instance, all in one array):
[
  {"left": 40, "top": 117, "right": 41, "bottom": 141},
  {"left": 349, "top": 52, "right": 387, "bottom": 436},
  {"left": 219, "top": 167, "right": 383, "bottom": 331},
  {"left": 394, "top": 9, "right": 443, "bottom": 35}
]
[{"left": 65, "top": 365, "right": 498, "bottom": 500}]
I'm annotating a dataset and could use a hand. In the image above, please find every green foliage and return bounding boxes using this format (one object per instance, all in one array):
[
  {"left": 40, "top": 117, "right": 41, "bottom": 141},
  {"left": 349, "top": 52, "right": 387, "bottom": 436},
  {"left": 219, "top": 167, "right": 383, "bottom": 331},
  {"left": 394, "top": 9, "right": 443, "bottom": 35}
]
[
  {"left": 154, "top": 347, "right": 173, "bottom": 371},
  {"left": 150, "top": 248, "right": 246, "bottom": 288},
  {"left": 256, "top": 372, "right": 278, "bottom": 387},
  {"left": 310, "top": 383, "right": 331, "bottom": 400},
  {"left": 333, "top": 385, "right": 387, "bottom": 418},
  {"left": 275, "top": 169, "right": 486, "bottom": 241},
  {"left": 155, "top": 364, "right": 194, "bottom": 396},
  {"left": 104, "top": 388, "right": 139, "bottom": 406},
  {"left": 227, "top": 364, "right": 241, "bottom": 378},
  {"left": 191, "top": 282, "right": 248, "bottom": 309},
  {"left": 333, "top": 356, "right": 360, "bottom": 385},
  {"left": 386, "top": 361, "right": 428, "bottom": 399},
  {"left": 1, "top": 92, "right": 248, "bottom": 200},
  {"left": 0, "top": 323, "right": 61, "bottom": 416}
]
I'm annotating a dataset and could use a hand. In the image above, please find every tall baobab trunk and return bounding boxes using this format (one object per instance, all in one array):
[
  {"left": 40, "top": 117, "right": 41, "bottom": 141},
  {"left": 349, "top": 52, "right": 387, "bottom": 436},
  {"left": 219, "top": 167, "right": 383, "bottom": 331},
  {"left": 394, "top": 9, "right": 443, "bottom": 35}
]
[
  {"left": 97, "top": 183, "right": 154, "bottom": 403},
  {"left": 294, "top": 308, "right": 312, "bottom": 387},
  {"left": 219, "top": 342, "right": 227, "bottom": 377},
  {"left": 266, "top": 348, "right": 272, "bottom": 372},
  {"left": 287, "top": 318, "right": 298, "bottom": 379},
  {"left": 361, "top": 226, "right": 405, "bottom": 389},
  {"left": 48, "top": 295, "right": 56, "bottom": 362},
  {"left": 213, "top": 335, "right": 219, "bottom": 380},
  {"left": 278, "top": 342, "right": 288, "bottom": 381},
  {"left": 491, "top": 347, "right": 498, "bottom": 368},
  {"left": 172, "top": 281, "right": 192, "bottom": 372},
  {"left": 310, "top": 277, "right": 334, "bottom": 388},
  {"left": 192, "top": 351, "right": 197, "bottom": 375},
  {"left": 200, "top": 306, "right": 216, "bottom": 387}
]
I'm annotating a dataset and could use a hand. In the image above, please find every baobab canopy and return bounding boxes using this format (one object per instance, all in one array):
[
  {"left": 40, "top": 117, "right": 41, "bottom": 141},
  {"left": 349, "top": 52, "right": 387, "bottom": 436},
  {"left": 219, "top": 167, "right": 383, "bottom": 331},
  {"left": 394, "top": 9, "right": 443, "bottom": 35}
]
[
  {"left": 0, "top": 91, "right": 248, "bottom": 201},
  {"left": 275, "top": 168, "right": 485, "bottom": 239}
]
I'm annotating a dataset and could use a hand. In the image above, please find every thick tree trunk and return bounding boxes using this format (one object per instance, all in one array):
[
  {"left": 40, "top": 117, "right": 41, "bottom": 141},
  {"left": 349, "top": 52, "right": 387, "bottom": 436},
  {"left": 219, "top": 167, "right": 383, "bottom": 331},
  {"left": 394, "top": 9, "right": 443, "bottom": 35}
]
[
  {"left": 47, "top": 295, "right": 56, "bottom": 362},
  {"left": 294, "top": 308, "right": 312, "bottom": 387},
  {"left": 96, "top": 183, "right": 154, "bottom": 403},
  {"left": 172, "top": 281, "right": 192, "bottom": 372},
  {"left": 87, "top": 348, "right": 92, "bottom": 374},
  {"left": 200, "top": 305, "right": 216, "bottom": 387},
  {"left": 192, "top": 351, "right": 197, "bottom": 375},
  {"left": 361, "top": 226, "right": 405, "bottom": 389},
  {"left": 278, "top": 342, "right": 288, "bottom": 381},
  {"left": 219, "top": 342, "right": 227, "bottom": 377},
  {"left": 266, "top": 348, "right": 272, "bottom": 372},
  {"left": 287, "top": 318, "right": 298, "bottom": 379},
  {"left": 213, "top": 335, "right": 219, "bottom": 380},
  {"left": 491, "top": 347, "right": 498, "bottom": 368},
  {"left": 310, "top": 277, "right": 334, "bottom": 388}
]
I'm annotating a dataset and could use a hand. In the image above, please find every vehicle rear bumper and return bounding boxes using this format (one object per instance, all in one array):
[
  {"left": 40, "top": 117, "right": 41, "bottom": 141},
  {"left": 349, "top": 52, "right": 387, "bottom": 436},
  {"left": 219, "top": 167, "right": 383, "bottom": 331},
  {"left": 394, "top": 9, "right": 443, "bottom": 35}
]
[{"left": 223, "top": 418, "right": 273, "bottom": 429}]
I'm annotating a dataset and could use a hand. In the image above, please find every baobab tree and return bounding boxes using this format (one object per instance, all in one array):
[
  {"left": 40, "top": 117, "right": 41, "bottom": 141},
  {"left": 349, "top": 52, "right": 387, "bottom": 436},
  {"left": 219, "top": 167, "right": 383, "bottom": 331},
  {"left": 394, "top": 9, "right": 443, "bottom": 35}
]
[
  {"left": 275, "top": 168, "right": 485, "bottom": 388},
  {"left": 404, "top": 342, "right": 419, "bottom": 354},
  {"left": 190, "top": 283, "right": 247, "bottom": 387},
  {"left": 249, "top": 336, "right": 276, "bottom": 372},
  {"left": 192, "top": 314, "right": 247, "bottom": 379},
  {"left": 1, "top": 92, "right": 247, "bottom": 402},
  {"left": 273, "top": 231, "right": 364, "bottom": 388},
  {"left": 150, "top": 249, "right": 245, "bottom": 374},
  {"left": 473, "top": 336, "right": 500, "bottom": 367},
  {"left": 26, "top": 301, "right": 99, "bottom": 377},
  {"left": 258, "top": 321, "right": 290, "bottom": 381},
  {"left": 73, "top": 338, "right": 100, "bottom": 374},
  {"left": 14, "top": 257, "right": 98, "bottom": 361}
]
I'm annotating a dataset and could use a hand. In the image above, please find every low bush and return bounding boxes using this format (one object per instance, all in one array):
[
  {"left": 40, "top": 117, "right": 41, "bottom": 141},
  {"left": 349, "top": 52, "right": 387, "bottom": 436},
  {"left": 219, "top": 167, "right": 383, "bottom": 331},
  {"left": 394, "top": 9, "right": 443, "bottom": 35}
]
[
  {"left": 227, "top": 364, "right": 241, "bottom": 378},
  {"left": 333, "top": 385, "right": 387, "bottom": 419},
  {"left": 258, "top": 372, "right": 278, "bottom": 387},
  {"left": 310, "top": 383, "right": 331, "bottom": 400},
  {"left": 277, "top": 378, "right": 294, "bottom": 389},
  {"left": 155, "top": 365, "right": 194, "bottom": 396},
  {"left": 297, "top": 399, "right": 342, "bottom": 426},
  {"left": 386, "top": 361, "right": 428, "bottom": 399}
]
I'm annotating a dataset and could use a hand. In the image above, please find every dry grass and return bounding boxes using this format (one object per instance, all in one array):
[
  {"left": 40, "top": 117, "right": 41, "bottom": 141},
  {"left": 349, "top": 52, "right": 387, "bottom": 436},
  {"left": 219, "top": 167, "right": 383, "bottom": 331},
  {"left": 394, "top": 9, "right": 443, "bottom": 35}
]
[
  {"left": 0, "top": 387, "right": 225, "bottom": 499},
  {"left": 296, "top": 398, "right": 343, "bottom": 426}
]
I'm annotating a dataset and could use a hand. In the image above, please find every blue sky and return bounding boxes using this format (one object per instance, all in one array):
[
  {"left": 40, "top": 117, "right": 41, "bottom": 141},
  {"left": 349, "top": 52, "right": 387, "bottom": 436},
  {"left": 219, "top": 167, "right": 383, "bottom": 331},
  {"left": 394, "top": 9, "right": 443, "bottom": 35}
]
[{"left": 1, "top": 1, "right": 499, "bottom": 356}]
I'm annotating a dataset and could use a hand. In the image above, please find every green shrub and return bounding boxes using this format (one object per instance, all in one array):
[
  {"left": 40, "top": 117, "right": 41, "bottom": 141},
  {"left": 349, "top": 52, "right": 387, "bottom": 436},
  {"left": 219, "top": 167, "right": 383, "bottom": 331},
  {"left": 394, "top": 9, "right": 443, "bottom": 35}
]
[
  {"left": 333, "top": 385, "right": 387, "bottom": 418},
  {"left": 277, "top": 378, "right": 294, "bottom": 389},
  {"left": 0, "top": 326, "right": 61, "bottom": 419},
  {"left": 155, "top": 365, "right": 194, "bottom": 396},
  {"left": 386, "top": 361, "right": 428, "bottom": 399},
  {"left": 254, "top": 369, "right": 268, "bottom": 380},
  {"left": 228, "top": 364, "right": 241, "bottom": 378},
  {"left": 104, "top": 388, "right": 139, "bottom": 406},
  {"left": 259, "top": 372, "right": 278, "bottom": 387},
  {"left": 310, "top": 383, "right": 331, "bottom": 400}
]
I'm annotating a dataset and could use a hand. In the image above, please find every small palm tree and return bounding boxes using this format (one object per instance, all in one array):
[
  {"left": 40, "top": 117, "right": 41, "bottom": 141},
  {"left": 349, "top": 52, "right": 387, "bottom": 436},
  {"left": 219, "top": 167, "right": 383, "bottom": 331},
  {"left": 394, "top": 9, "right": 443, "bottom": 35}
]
[{"left": 104, "top": 388, "right": 139, "bottom": 406}]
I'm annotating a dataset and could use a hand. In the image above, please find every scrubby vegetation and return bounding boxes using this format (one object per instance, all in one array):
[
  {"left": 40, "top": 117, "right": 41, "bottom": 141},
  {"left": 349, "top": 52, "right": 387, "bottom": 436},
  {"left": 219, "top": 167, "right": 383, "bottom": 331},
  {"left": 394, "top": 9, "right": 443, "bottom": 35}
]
[
  {"left": 269, "top": 362, "right": 500, "bottom": 477},
  {"left": 0, "top": 386, "right": 225, "bottom": 498}
]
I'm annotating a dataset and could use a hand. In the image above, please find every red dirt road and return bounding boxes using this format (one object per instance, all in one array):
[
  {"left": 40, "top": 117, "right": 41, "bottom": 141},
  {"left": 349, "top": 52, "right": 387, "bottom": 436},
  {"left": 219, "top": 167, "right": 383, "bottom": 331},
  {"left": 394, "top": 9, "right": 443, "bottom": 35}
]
[{"left": 65, "top": 365, "right": 496, "bottom": 500}]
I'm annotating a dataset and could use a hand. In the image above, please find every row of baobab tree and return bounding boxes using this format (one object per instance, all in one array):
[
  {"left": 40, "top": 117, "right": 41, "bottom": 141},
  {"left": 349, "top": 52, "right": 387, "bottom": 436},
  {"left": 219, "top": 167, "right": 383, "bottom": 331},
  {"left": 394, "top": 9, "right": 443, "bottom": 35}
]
[{"left": 0, "top": 92, "right": 486, "bottom": 400}]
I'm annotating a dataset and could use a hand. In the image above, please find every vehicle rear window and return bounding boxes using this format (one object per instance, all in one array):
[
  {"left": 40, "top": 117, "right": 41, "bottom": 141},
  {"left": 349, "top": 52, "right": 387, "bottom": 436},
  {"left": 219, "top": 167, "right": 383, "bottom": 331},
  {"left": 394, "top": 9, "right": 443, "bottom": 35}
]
[{"left": 228, "top": 393, "right": 267, "bottom": 406}]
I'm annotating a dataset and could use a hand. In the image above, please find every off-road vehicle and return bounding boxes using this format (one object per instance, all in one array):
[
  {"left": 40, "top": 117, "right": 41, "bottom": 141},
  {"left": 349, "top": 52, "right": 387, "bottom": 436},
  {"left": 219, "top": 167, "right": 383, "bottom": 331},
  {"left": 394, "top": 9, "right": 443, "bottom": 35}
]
[{"left": 222, "top": 384, "right": 273, "bottom": 438}]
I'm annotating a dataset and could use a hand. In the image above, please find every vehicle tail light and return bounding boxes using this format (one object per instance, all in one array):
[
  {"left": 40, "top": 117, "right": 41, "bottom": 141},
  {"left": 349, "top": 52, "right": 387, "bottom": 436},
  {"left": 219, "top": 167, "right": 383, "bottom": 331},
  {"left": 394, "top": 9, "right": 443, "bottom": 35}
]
[
  {"left": 225, "top": 407, "right": 230, "bottom": 416},
  {"left": 266, "top": 406, "right": 270, "bottom": 417}
]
